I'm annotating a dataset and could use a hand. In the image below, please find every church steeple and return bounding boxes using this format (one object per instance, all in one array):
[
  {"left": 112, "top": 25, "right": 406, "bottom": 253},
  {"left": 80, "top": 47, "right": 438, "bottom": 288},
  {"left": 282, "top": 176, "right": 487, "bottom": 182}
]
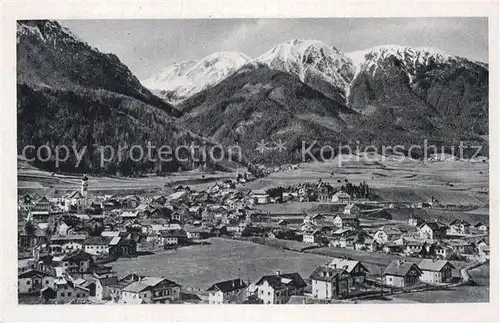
[{"left": 81, "top": 173, "right": 88, "bottom": 198}]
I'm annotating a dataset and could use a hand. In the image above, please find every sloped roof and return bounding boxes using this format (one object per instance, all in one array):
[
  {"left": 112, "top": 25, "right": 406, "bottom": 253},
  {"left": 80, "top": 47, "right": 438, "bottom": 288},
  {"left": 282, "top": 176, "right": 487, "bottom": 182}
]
[
  {"left": 119, "top": 211, "right": 139, "bottom": 218},
  {"left": 449, "top": 219, "right": 471, "bottom": 226},
  {"left": 255, "top": 273, "right": 306, "bottom": 290},
  {"left": 328, "top": 258, "right": 368, "bottom": 274},
  {"left": 18, "top": 269, "right": 55, "bottom": 279},
  {"left": 383, "top": 260, "right": 422, "bottom": 277},
  {"left": 207, "top": 278, "right": 247, "bottom": 293},
  {"left": 109, "top": 236, "right": 121, "bottom": 246},
  {"left": 61, "top": 249, "right": 92, "bottom": 262},
  {"left": 419, "top": 221, "right": 447, "bottom": 231},
  {"left": 418, "top": 259, "right": 455, "bottom": 272},
  {"left": 122, "top": 281, "right": 149, "bottom": 293},
  {"left": 310, "top": 266, "right": 344, "bottom": 282},
  {"left": 84, "top": 236, "right": 112, "bottom": 245}
]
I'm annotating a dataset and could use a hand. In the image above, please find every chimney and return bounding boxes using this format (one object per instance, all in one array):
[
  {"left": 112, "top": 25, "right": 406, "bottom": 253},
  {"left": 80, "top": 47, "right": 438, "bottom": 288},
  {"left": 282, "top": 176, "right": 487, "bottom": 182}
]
[
  {"left": 232, "top": 280, "right": 235, "bottom": 288},
  {"left": 276, "top": 271, "right": 281, "bottom": 276}
]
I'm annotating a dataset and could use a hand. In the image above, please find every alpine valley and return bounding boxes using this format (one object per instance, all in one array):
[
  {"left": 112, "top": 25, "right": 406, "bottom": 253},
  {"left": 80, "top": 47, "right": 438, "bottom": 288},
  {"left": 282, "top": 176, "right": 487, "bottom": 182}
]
[{"left": 17, "top": 21, "right": 489, "bottom": 175}]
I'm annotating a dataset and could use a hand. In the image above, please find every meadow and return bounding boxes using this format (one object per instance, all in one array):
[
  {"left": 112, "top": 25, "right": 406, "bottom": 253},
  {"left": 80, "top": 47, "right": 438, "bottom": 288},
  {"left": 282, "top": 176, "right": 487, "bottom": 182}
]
[{"left": 111, "top": 237, "right": 331, "bottom": 291}]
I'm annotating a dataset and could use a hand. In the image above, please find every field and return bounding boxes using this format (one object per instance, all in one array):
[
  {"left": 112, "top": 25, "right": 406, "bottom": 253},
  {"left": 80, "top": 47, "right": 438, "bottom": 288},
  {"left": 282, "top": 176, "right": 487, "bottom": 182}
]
[
  {"left": 110, "top": 238, "right": 488, "bottom": 303},
  {"left": 111, "top": 238, "right": 331, "bottom": 291},
  {"left": 18, "top": 155, "right": 489, "bottom": 208},
  {"left": 243, "top": 159, "right": 489, "bottom": 207}
]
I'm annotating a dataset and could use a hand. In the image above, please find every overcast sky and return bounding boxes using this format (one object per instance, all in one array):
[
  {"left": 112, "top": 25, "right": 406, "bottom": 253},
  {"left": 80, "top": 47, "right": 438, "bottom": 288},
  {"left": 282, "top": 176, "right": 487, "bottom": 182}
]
[{"left": 60, "top": 18, "right": 488, "bottom": 79}]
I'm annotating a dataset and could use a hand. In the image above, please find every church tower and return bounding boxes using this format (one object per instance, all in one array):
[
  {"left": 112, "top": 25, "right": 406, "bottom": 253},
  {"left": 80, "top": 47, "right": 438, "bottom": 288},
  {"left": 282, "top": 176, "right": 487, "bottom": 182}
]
[{"left": 81, "top": 174, "right": 88, "bottom": 199}]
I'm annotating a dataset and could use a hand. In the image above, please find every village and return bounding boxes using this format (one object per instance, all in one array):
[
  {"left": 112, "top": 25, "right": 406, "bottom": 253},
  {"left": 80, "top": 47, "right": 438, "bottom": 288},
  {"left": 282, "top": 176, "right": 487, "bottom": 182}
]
[{"left": 17, "top": 172, "right": 490, "bottom": 305}]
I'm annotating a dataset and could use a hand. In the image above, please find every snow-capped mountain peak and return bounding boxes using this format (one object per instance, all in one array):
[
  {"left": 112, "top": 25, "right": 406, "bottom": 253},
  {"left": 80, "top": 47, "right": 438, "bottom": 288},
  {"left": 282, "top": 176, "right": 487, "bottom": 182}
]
[
  {"left": 256, "top": 39, "right": 354, "bottom": 101},
  {"left": 142, "top": 51, "right": 252, "bottom": 104},
  {"left": 347, "top": 44, "right": 456, "bottom": 67}
]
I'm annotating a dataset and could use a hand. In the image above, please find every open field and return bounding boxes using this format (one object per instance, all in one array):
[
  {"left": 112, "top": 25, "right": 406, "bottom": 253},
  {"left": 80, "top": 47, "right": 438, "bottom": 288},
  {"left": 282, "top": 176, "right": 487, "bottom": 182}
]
[
  {"left": 110, "top": 238, "right": 487, "bottom": 303},
  {"left": 19, "top": 156, "right": 488, "bottom": 201},
  {"left": 18, "top": 168, "right": 235, "bottom": 195},
  {"left": 243, "top": 159, "right": 489, "bottom": 207},
  {"left": 111, "top": 238, "right": 331, "bottom": 291}
]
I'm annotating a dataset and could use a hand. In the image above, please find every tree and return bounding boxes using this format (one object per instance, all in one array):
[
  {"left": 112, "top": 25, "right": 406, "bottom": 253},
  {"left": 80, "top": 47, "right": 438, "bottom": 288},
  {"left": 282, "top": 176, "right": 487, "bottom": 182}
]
[
  {"left": 24, "top": 221, "right": 36, "bottom": 246},
  {"left": 243, "top": 295, "right": 263, "bottom": 304}
]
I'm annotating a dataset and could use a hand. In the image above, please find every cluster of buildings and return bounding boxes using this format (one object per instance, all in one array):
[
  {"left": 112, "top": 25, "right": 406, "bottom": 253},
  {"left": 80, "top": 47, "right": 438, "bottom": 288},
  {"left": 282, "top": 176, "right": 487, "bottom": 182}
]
[
  {"left": 17, "top": 174, "right": 489, "bottom": 304},
  {"left": 276, "top": 205, "right": 490, "bottom": 263}
]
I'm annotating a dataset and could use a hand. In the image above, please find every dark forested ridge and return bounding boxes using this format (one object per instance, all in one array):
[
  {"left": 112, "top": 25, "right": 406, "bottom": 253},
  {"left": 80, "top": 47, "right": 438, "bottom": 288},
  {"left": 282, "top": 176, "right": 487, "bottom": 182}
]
[
  {"left": 16, "top": 20, "right": 233, "bottom": 175},
  {"left": 17, "top": 21, "right": 489, "bottom": 176},
  {"left": 17, "top": 20, "right": 180, "bottom": 117}
]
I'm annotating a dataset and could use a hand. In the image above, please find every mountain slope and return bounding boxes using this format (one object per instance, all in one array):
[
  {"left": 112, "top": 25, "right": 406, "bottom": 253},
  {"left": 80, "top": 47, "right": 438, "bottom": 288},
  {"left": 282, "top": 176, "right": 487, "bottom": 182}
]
[
  {"left": 178, "top": 65, "right": 360, "bottom": 164},
  {"left": 256, "top": 39, "right": 355, "bottom": 103},
  {"left": 17, "top": 20, "right": 180, "bottom": 117},
  {"left": 17, "top": 20, "right": 241, "bottom": 175},
  {"left": 346, "top": 45, "right": 489, "bottom": 141},
  {"left": 142, "top": 51, "right": 252, "bottom": 104}
]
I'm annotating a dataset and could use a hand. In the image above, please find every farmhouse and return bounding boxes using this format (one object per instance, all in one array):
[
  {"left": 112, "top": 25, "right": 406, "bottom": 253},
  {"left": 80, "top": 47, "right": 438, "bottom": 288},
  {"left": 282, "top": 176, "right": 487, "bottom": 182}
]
[
  {"left": 328, "top": 258, "right": 369, "bottom": 283},
  {"left": 310, "top": 266, "right": 350, "bottom": 299},
  {"left": 448, "top": 220, "right": 471, "bottom": 235},
  {"left": 119, "top": 276, "right": 181, "bottom": 304},
  {"left": 408, "top": 214, "right": 424, "bottom": 227},
  {"left": 331, "top": 191, "right": 351, "bottom": 204},
  {"left": 343, "top": 203, "right": 361, "bottom": 216},
  {"left": 303, "top": 230, "right": 321, "bottom": 244},
  {"left": 474, "top": 222, "right": 488, "bottom": 233},
  {"left": 49, "top": 235, "right": 87, "bottom": 254},
  {"left": 373, "top": 227, "right": 401, "bottom": 244},
  {"left": 418, "top": 259, "right": 454, "bottom": 284},
  {"left": 56, "top": 249, "right": 93, "bottom": 274},
  {"left": 18, "top": 269, "right": 56, "bottom": 294},
  {"left": 255, "top": 272, "right": 307, "bottom": 304},
  {"left": 84, "top": 236, "right": 113, "bottom": 256},
  {"left": 383, "top": 260, "right": 422, "bottom": 287},
  {"left": 418, "top": 221, "right": 447, "bottom": 240},
  {"left": 41, "top": 275, "right": 91, "bottom": 303},
  {"left": 252, "top": 190, "right": 270, "bottom": 204},
  {"left": 207, "top": 278, "right": 248, "bottom": 304}
]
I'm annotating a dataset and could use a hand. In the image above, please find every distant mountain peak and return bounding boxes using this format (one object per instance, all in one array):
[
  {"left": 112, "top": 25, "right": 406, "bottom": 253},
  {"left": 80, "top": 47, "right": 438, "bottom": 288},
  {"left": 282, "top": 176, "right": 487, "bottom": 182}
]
[
  {"left": 142, "top": 51, "right": 253, "bottom": 104},
  {"left": 346, "top": 44, "right": 457, "bottom": 68},
  {"left": 255, "top": 39, "right": 354, "bottom": 102}
]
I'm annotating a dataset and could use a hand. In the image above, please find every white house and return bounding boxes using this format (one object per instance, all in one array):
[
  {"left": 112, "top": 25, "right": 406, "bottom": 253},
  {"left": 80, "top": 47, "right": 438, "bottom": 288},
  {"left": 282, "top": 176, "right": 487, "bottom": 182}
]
[
  {"left": 18, "top": 269, "right": 56, "bottom": 294},
  {"left": 255, "top": 272, "right": 307, "bottom": 304},
  {"left": 448, "top": 220, "right": 471, "bottom": 235},
  {"left": 84, "top": 236, "right": 112, "bottom": 256},
  {"left": 343, "top": 203, "right": 361, "bottom": 216},
  {"left": 383, "top": 260, "right": 422, "bottom": 288},
  {"left": 310, "top": 266, "right": 350, "bottom": 299},
  {"left": 117, "top": 276, "right": 181, "bottom": 304},
  {"left": 331, "top": 191, "right": 351, "bottom": 204},
  {"left": 418, "top": 259, "right": 454, "bottom": 284},
  {"left": 302, "top": 230, "right": 321, "bottom": 244},
  {"left": 252, "top": 190, "right": 270, "bottom": 204},
  {"left": 206, "top": 278, "right": 248, "bottom": 304}
]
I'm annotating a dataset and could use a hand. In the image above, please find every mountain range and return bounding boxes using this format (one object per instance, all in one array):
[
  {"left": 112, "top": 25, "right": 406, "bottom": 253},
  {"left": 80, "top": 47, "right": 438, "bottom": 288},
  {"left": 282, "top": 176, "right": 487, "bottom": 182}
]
[{"left": 17, "top": 21, "right": 489, "bottom": 175}]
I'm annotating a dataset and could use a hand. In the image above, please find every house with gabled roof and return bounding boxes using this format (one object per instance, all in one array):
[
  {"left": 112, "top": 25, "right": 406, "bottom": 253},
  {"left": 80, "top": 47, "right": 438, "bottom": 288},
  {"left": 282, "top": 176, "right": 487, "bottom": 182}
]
[
  {"left": 448, "top": 219, "right": 471, "bottom": 235},
  {"left": 302, "top": 229, "right": 321, "bottom": 244},
  {"left": 418, "top": 259, "right": 454, "bottom": 283},
  {"left": 373, "top": 227, "right": 402, "bottom": 244},
  {"left": 331, "top": 191, "right": 351, "bottom": 204},
  {"left": 474, "top": 222, "right": 488, "bottom": 233},
  {"left": 207, "top": 278, "right": 248, "bottom": 304},
  {"left": 255, "top": 272, "right": 307, "bottom": 304},
  {"left": 383, "top": 260, "right": 422, "bottom": 287},
  {"left": 310, "top": 265, "right": 349, "bottom": 299},
  {"left": 418, "top": 221, "right": 447, "bottom": 240},
  {"left": 328, "top": 257, "right": 369, "bottom": 283},
  {"left": 18, "top": 269, "right": 56, "bottom": 294},
  {"left": 112, "top": 275, "right": 181, "bottom": 304}
]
